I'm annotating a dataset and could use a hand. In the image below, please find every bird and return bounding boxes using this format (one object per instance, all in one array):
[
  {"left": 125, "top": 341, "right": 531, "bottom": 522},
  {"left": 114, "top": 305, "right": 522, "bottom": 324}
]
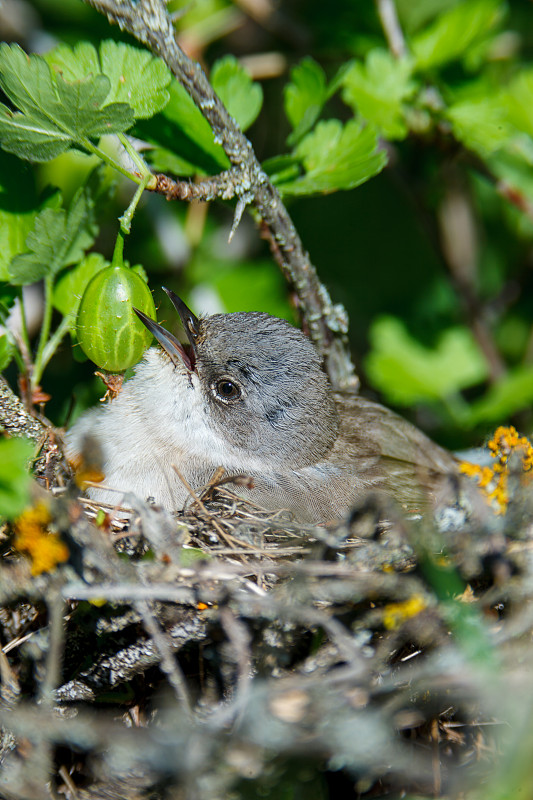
[{"left": 66, "top": 289, "right": 459, "bottom": 524}]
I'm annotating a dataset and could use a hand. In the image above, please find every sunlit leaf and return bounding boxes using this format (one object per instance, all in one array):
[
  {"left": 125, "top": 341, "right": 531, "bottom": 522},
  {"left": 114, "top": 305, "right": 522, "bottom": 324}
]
[
  {"left": 447, "top": 92, "right": 510, "bottom": 157},
  {"left": 277, "top": 119, "right": 386, "bottom": 196},
  {"left": 284, "top": 57, "right": 327, "bottom": 145},
  {"left": 342, "top": 50, "right": 416, "bottom": 140},
  {"left": 468, "top": 367, "right": 533, "bottom": 424},
  {"left": 137, "top": 80, "right": 229, "bottom": 176},
  {"left": 504, "top": 68, "right": 533, "bottom": 139},
  {"left": 365, "top": 316, "right": 488, "bottom": 404},
  {"left": 211, "top": 55, "right": 263, "bottom": 131},
  {"left": 0, "top": 43, "right": 133, "bottom": 163},
  {"left": 45, "top": 40, "right": 171, "bottom": 119},
  {"left": 411, "top": 0, "right": 503, "bottom": 70},
  {"left": 0, "top": 437, "right": 34, "bottom": 520},
  {"left": 0, "top": 333, "right": 13, "bottom": 372}
]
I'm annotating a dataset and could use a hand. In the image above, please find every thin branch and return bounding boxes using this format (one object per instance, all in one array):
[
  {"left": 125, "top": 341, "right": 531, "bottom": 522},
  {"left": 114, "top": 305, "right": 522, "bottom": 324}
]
[
  {"left": 152, "top": 169, "right": 245, "bottom": 202},
  {"left": 135, "top": 599, "right": 193, "bottom": 718},
  {"left": 83, "top": 0, "right": 357, "bottom": 391},
  {"left": 376, "top": 0, "right": 407, "bottom": 59}
]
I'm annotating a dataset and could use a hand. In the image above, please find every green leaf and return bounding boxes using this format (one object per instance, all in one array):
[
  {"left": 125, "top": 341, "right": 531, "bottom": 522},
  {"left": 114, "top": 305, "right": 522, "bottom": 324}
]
[
  {"left": 342, "top": 50, "right": 416, "bottom": 140},
  {"left": 411, "top": 0, "right": 503, "bottom": 70},
  {"left": 365, "top": 316, "right": 488, "bottom": 405},
  {"left": 447, "top": 93, "right": 510, "bottom": 157},
  {"left": 53, "top": 252, "right": 109, "bottom": 317},
  {"left": 396, "top": 0, "right": 459, "bottom": 34},
  {"left": 136, "top": 79, "right": 230, "bottom": 176},
  {"left": 145, "top": 147, "right": 199, "bottom": 178},
  {"left": 467, "top": 367, "right": 533, "bottom": 424},
  {"left": 44, "top": 41, "right": 100, "bottom": 82},
  {"left": 0, "top": 151, "right": 41, "bottom": 281},
  {"left": 0, "top": 437, "right": 34, "bottom": 520},
  {"left": 284, "top": 57, "right": 327, "bottom": 145},
  {"left": 210, "top": 55, "right": 263, "bottom": 132},
  {"left": 504, "top": 68, "right": 533, "bottom": 139},
  {"left": 45, "top": 40, "right": 171, "bottom": 119},
  {"left": 0, "top": 284, "right": 17, "bottom": 324},
  {"left": 262, "top": 154, "right": 301, "bottom": 185},
  {"left": 0, "top": 333, "right": 13, "bottom": 372},
  {"left": 277, "top": 119, "right": 386, "bottom": 197},
  {"left": 0, "top": 43, "right": 134, "bottom": 163},
  {"left": 9, "top": 181, "right": 97, "bottom": 285}
]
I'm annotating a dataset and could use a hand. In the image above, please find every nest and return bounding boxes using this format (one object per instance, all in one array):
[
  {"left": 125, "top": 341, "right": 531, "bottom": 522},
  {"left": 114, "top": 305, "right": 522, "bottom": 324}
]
[{"left": 1, "top": 455, "right": 533, "bottom": 800}]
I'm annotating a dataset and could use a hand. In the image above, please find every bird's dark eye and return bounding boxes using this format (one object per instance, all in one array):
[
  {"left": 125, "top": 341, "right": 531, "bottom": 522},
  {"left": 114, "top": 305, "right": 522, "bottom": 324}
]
[{"left": 214, "top": 379, "right": 241, "bottom": 401}]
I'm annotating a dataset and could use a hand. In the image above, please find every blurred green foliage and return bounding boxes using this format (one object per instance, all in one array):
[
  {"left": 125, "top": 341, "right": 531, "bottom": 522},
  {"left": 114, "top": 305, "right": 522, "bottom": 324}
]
[{"left": 0, "top": 0, "right": 532, "bottom": 448}]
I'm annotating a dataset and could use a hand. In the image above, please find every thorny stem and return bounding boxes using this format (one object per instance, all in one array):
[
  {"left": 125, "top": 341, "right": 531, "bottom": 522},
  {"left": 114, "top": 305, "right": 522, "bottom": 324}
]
[{"left": 82, "top": 0, "right": 357, "bottom": 391}]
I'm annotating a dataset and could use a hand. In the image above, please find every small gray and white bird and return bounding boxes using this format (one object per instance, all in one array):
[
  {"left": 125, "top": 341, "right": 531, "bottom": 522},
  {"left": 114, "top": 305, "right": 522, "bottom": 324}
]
[{"left": 66, "top": 289, "right": 458, "bottom": 523}]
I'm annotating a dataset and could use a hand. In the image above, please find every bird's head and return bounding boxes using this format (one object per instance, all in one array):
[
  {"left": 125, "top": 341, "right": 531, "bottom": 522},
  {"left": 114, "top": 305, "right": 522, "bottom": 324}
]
[{"left": 133, "top": 289, "right": 339, "bottom": 470}]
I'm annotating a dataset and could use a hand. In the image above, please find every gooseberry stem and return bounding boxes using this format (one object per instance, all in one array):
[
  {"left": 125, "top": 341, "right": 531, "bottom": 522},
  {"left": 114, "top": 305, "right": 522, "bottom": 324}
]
[
  {"left": 112, "top": 230, "right": 125, "bottom": 268},
  {"left": 119, "top": 171, "right": 152, "bottom": 234}
]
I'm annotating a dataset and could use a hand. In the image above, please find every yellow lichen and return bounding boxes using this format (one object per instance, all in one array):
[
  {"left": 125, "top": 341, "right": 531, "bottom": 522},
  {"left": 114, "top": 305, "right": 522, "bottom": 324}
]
[
  {"left": 460, "top": 426, "right": 533, "bottom": 514},
  {"left": 14, "top": 502, "right": 69, "bottom": 576},
  {"left": 382, "top": 594, "right": 428, "bottom": 630}
]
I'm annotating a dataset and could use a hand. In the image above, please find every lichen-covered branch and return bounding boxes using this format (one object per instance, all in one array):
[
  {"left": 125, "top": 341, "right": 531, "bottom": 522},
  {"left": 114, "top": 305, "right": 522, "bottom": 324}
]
[{"left": 83, "top": 0, "right": 358, "bottom": 391}]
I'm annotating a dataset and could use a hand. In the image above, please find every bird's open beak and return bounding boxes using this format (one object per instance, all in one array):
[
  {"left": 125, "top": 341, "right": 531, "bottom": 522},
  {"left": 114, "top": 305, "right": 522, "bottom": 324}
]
[
  {"left": 162, "top": 287, "right": 200, "bottom": 353},
  {"left": 133, "top": 300, "right": 197, "bottom": 372}
]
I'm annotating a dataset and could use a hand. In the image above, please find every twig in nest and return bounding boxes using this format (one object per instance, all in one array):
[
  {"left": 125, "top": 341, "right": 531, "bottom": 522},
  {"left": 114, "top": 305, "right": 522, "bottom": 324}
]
[{"left": 171, "top": 464, "right": 259, "bottom": 552}]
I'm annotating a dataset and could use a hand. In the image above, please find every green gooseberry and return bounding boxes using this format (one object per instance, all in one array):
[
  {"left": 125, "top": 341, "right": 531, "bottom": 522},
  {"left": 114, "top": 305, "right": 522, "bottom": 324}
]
[{"left": 76, "top": 263, "right": 156, "bottom": 372}]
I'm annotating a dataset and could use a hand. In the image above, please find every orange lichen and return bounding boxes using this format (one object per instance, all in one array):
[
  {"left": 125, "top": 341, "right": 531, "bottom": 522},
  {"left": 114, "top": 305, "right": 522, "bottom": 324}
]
[
  {"left": 14, "top": 502, "right": 69, "bottom": 576},
  {"left": 382, "top": 594, "right": 428, "bottom": 630},
  {"left": 460, "top": 426, "right": 533, "bottom": 514}
]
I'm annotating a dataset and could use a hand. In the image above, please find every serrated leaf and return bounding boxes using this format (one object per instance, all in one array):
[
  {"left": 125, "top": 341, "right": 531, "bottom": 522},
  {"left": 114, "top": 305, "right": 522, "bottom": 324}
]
[
  {"left": 365, "top": 316, "right": 488, "bottom": 405},
  {"left": 342, "top": 50, "right": 416, "bottom": 140},
  {"left": 411, "top": 0, "right": 503, "bottom": 70},
  {"left": 45, "top": 41, "right": 100, "bottom": 82},
  {"left": 0, "top": 437, "right": 34, "bottom": 520},
  {"left": 46, "top": 40, "right": 171, "bottom": 120},
  {"left": 136, "top": 79, "right": 229, "bottom": 175},
  {"left": 53, "top": 252, "right": 109, "bottom": 317},
  {"left": 0, "top": 43, "right": 134, "bottom": 163},
  {"left": 277, "top": 119, "right": 386, "bottom": 197},
  {"left": 284, "top": 58, "right": 327, "bottom": 145},
  {"left": 9, "top": 181, "right": 97, "bottom": 285},
  {"left": 447, "top": 94, "right": 510, "bottom": 157},
  {"left": 467, "top": 367, "right": 533, "bottom": 424},
  {"left": 0, "top": 333, "right": 13, "bottom": 372},
  {"left": 210, "top": 55, "right": 262, "bottom": 132}
]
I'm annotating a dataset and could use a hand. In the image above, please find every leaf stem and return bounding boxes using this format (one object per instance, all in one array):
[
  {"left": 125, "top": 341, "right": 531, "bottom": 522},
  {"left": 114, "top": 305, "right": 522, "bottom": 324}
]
[
  {"left": 32, "top": 276, "right": 54, "bottom": 390},
  {"left": 119, "top": 172, "right": 152, "bottom": 233},
  {"left": 81, "top": 137, "right": 144, "bottom": 185},
  {"left": 39, "top": 314, "right": 75, "bottom": 376},
  {"left": 118, "top": 133, "right": 152, "bottom": 180}
]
